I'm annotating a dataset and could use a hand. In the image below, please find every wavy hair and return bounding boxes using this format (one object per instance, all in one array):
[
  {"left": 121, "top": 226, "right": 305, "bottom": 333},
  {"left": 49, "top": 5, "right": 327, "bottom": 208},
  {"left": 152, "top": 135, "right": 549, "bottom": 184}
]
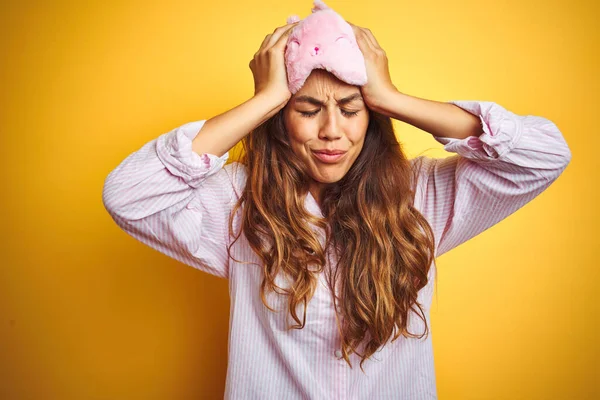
[{"left": 226, "top": 105, "right": 436, "bottom": 373}]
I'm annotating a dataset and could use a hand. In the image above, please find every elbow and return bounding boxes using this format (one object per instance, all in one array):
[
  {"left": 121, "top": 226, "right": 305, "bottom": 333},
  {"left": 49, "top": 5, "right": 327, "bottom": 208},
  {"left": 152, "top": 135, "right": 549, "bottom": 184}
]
[
  {"left": 555, "top": 128, "right": 573, "bottom": 173},
  {"left": 549, "top": 120, "right": 573, "bottom": 166},
  {"left": 561, "top": 143, "right": 572, "bottom": 167},
  {"left": 102, "top": 173, "right": 124, "bottom": 218},
  {"left": 557, "top": 145, "right": 572, "bottom": 178},
  {"left": 102, "top": 177, "right": 138, "bottom": 228},
  {"left": 545, "top": 121, "right": 573, "bottom": 179},
  {"left": 544, "top": 142, "right": 572, "bottom": 185},
  {"left": 102, "top": 182, "right": 117, "bottom": 217},
  {"left": 529, "top": 133, "right": 572, "bottom": 187}
]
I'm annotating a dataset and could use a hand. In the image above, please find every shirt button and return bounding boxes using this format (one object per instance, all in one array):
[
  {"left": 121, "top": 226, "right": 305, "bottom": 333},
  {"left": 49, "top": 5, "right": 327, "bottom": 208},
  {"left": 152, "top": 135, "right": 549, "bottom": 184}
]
[{"left": 334, "top": 349, "right": 342, "bottom": 358}]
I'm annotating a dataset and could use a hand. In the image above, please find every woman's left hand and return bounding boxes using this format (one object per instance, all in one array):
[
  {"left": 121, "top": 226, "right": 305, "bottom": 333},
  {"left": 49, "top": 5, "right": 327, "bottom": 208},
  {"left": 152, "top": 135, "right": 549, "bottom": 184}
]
[{"left": 347, "top": 22, "right": 399, "bottom": 113}]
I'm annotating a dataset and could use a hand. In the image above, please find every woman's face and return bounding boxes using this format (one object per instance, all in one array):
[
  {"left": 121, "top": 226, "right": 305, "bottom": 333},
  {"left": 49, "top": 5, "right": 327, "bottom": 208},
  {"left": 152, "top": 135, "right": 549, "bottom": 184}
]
[{"left": 283, "top": 69, "right": 370, "bottom": 195}]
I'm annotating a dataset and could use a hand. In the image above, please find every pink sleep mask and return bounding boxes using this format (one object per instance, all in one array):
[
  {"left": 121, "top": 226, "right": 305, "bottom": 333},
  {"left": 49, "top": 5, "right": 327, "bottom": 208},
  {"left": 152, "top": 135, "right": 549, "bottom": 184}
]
[{"left": 285, "top": 0, "right": 368, "bottom": 94}]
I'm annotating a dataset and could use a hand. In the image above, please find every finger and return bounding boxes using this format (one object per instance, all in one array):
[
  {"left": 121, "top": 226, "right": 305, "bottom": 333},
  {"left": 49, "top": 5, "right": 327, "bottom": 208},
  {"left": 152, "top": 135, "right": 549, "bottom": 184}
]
[
  {"left": 258, "top": 33, "right": 273, "bottom": 53},
  {"left": 258, "top": 22, "right": 298, "bottom": 53},
  {"left": 271, "top": 22, "right": 299, "bottom": 50},
  {"left": 362, "top": 27, "right": 383, "bottom": 50},
  {"left": 350, "top": 23, "right": 378, "bottom": 54},
  {"left": 357, "top": 27, "right": 379, "bottom": 52},
  {"left": 268, "top": 22, "right": 298, "bottom": 49},
  {"left": 346, "top": 21, "right": 362, "bottom": 40}
]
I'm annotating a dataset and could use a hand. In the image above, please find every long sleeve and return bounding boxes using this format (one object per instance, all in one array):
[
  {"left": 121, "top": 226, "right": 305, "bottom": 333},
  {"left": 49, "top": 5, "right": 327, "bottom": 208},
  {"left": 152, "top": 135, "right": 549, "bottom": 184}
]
[
  {"left": 102, "top": 120, "right": 246, "bottom": 279},
  {"left": 411, "top": 100, "right": 572, "bottom": 259}
]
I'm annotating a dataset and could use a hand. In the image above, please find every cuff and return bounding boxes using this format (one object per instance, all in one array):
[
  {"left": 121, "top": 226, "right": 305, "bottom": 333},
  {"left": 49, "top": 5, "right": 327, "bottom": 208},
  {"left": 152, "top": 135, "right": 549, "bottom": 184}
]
[
  {"left": 156, "top": 120, "right": 229, "bottom": 188},
  {"left": 432, "top": 100, "right": 525, "bottom": 162}
]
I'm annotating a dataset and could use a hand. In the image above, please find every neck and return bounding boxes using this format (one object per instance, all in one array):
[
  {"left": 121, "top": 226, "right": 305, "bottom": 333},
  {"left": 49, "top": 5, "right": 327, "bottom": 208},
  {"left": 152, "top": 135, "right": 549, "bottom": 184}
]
[{"left": 309, "top": 182, "right": 323, "bottom": 208}]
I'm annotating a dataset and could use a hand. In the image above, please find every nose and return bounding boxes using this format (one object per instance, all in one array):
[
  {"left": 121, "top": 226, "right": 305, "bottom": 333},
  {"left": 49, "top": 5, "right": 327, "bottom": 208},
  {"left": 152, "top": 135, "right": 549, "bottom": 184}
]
[{"left": 318, "top": 110, "right": 343, "bottom": 141}]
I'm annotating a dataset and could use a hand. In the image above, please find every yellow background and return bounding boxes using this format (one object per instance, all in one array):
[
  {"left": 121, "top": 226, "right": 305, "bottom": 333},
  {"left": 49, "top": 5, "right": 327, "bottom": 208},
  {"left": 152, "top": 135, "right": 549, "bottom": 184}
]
[{"left": 1, "top": 0, "right": 597, "bottom": 399}]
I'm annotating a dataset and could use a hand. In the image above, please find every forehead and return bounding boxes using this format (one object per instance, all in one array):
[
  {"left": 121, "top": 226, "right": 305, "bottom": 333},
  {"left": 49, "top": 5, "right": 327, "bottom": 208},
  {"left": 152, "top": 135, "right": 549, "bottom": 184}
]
[
  {"left": 297, "top": 69, "right": 358, "bottom": 94},
  {"left": 293, "top": 69, "right": 362, "bottom": 103}
]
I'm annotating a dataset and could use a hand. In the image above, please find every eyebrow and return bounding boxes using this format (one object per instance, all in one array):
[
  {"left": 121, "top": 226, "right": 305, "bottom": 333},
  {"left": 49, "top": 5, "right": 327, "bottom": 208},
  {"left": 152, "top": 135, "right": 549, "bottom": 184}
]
[{"left": 294, "top": 93, "right": 364, "bottom": 106}]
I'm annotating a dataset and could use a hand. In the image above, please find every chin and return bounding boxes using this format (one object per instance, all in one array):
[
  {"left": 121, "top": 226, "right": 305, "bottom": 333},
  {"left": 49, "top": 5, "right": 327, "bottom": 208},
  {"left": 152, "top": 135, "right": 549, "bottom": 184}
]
[{"left": 311, "top": 169, "right": 347, "bottom": 184}]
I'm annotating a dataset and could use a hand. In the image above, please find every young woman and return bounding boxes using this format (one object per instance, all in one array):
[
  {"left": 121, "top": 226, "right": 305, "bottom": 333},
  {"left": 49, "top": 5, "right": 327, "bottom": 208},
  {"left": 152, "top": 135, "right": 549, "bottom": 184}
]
[{"left": 103, "top": 20, "right": 571, "bottom": 400}]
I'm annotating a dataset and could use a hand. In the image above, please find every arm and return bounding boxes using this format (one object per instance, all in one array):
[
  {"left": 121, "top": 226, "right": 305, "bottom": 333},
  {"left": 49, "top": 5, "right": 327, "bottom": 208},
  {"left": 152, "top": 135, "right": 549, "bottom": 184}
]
[
  {"left": 376, "top": 90, "right": 485, "bottom": 140},
  {"left": 409, "top": 100, "right": 572, "bottom": 258},
  {"left": 102, "top": 93, "right": 285, "bottom": 278},
  {"left": 192, "top": 91, "right": 288, "bottom": 158}
]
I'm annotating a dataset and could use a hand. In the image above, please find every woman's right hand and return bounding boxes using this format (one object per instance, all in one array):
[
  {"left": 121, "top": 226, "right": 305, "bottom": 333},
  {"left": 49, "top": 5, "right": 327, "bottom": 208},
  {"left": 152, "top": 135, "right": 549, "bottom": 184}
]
[{"left": 249, "top": 22, "right": 299, "bottom": 104}]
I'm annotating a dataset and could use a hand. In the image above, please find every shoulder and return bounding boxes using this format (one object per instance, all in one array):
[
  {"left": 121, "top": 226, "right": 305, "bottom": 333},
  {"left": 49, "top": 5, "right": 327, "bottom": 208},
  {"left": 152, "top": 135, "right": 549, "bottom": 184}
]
[
  {"left": 409, "top": 156, "right": 433, "bottom": 191},
  {"left": 218, "top": 161, "right": 249, "bottom": 200}
]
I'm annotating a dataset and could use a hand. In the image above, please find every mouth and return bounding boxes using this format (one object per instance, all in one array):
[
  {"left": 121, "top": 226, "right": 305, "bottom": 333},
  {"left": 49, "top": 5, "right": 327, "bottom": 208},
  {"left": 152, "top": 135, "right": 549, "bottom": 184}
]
[{"left": 311, "top": 150, "right": 348, "bottom": 163}]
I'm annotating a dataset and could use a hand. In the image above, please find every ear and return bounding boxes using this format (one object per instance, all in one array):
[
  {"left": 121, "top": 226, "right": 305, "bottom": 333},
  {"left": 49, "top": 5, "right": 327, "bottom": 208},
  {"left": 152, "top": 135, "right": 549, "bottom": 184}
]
[
  {"left": 286, "top": 15, "right": 301, "bottom": 24},
  {"left": 312, "top": 0, "right": 330, "bottom": 13}
]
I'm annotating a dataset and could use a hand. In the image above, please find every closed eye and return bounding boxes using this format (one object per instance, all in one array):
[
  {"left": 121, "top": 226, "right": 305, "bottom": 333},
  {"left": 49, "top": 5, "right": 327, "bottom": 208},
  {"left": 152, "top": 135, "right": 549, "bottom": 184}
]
[{"left": 299, "top": 109, "right": 359, "bottom": 118}]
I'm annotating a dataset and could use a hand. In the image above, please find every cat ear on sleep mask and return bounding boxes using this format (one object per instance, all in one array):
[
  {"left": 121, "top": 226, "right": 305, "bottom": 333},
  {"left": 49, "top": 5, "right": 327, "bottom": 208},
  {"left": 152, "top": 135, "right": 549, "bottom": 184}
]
[{"left": 284, "top": 0, "right": 368, "bottom": 94}]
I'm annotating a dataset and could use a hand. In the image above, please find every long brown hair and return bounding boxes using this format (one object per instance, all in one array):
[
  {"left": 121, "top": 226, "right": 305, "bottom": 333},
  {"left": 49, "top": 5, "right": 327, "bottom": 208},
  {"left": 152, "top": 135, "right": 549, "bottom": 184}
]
[{"left": 226, "top": 106, "right": 436, "bottom": 373}]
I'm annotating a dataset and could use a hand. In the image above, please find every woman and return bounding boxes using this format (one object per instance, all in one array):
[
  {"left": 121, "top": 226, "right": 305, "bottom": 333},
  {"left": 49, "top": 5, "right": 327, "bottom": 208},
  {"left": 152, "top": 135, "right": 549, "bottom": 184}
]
[{"left": 103, "top": 16, "right": 571, "bottom": 400}]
